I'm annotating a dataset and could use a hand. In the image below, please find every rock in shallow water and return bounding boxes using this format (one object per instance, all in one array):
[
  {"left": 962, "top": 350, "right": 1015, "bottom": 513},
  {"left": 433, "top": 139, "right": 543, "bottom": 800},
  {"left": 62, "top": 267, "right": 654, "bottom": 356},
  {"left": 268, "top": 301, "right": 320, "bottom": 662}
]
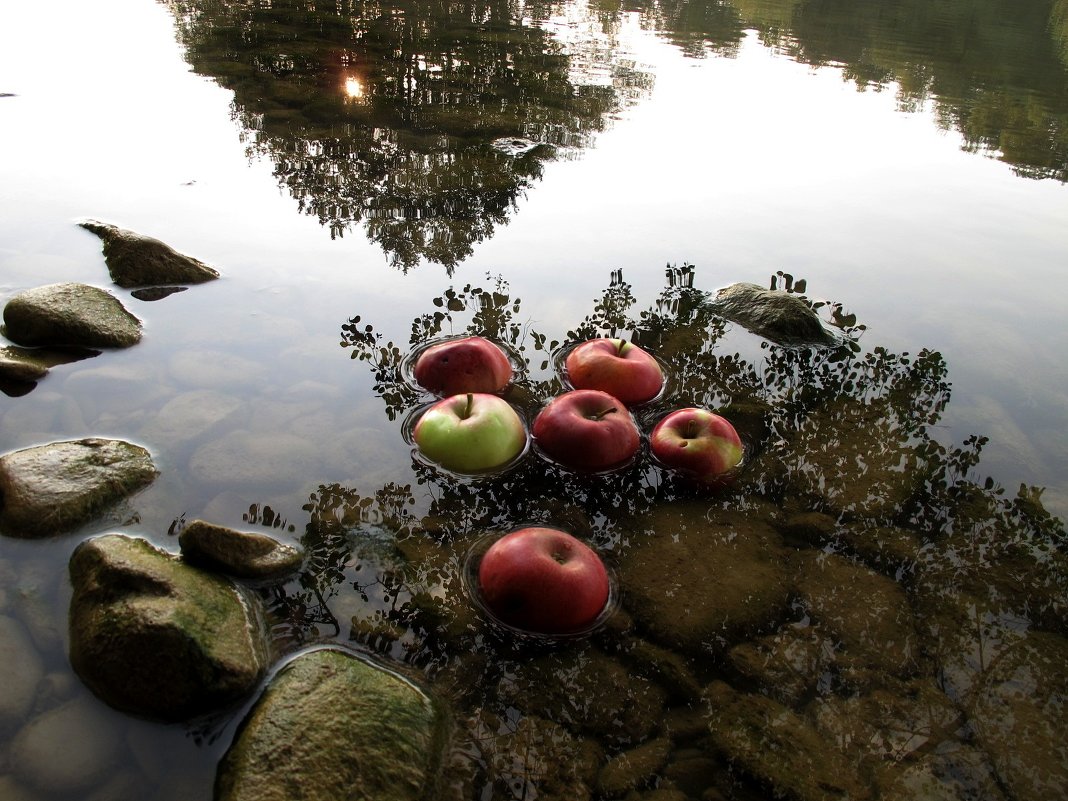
[
  {"left": 79, "top": 219, "right": 220, "bottom": 288},
  {"left": 216, "top": 648, "right": 447, "bottom": 801},
  {"left": 178, "top": 519, "right": 303, "bottom": 579},
  {"left": 0, "top": 438, "right": 157, "bottom": 537},
  {"left": 68, "top": 533, "right": 269, "bottom": 721},
  {"left": 2, "top": 282, "right": 142, "bottom": 348},
  {"left": 711, "top": 282, "right": 838, "bottom": 347}
]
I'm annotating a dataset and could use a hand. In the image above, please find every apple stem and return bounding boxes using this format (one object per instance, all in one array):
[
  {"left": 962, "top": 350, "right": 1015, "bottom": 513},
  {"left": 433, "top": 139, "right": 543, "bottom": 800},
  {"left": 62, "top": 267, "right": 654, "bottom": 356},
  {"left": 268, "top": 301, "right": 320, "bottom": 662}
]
[
  {"left": 685, "top": 419, "right": 699, "bottom": 439},
  {"left": 462, "top": 393, "right": 474, "bottom": 420},
  {"left": 591, "top": 406, "right": 618, "bottom": 421},
  {"left": 615, "top": 338, "right": 627, "bottom": 356}
]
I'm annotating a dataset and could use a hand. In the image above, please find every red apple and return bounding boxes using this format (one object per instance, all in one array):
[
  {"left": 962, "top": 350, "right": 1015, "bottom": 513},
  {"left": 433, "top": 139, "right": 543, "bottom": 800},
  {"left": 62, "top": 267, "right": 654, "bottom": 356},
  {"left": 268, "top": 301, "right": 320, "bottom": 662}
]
[
  {"left": 413, "top": 392, "right": 527, "bottom": 473},
  {"left": 650, "top": 407, "right": 743, "bottom": 482},
  {"left": 413, "top": 336, "right": 513, "bottom": 396},
  {"left": 477, "top": 527, "right": 610, "bottom": 634},
  {"left": 532, "top": 389, "right": 640, "bottom": 471},
  {"left": 565, "top": 338, "right": 664, "bottom": 406}
]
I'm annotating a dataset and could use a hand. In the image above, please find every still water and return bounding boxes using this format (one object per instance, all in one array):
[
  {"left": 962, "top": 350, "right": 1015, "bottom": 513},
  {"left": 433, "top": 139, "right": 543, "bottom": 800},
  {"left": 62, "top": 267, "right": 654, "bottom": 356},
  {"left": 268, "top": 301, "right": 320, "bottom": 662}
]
[{"left": 0, "top": 0, "right": 1066, "bottom": 799}]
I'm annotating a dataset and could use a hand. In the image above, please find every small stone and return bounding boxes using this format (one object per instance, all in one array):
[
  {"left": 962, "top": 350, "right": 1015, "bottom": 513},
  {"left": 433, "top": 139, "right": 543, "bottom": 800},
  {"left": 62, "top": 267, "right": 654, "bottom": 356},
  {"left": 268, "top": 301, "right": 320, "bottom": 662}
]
[
  {"left": 0, "top": 615, "right": 44, "bottom": 731},
  {"left": 78, "top": 219, "right": 220, "bottom": 288},
  {"left": 0, "top": 438, "right": 157, "bottom": 537},
  {"left": 2, "top": 282, "right": 142, "bottom": 348},
  {"left": 10, "top": 694, "right": 124, "bottom": 795},
  {"left": 711, "top": 283, "right": 837, "bottom": 347},
  {"left": 597, "top": 737, "right": 672, "bottom": 796},
  {"left": 179, "top": 519, "right": 303, "bottom": 579}
]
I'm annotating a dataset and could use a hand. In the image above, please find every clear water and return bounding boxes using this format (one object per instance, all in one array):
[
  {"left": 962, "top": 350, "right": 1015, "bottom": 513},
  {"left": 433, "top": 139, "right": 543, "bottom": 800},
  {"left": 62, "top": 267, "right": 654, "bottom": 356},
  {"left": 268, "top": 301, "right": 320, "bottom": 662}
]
[{"left": 0, "top": 0, "right": 1066, "bottom": 799}]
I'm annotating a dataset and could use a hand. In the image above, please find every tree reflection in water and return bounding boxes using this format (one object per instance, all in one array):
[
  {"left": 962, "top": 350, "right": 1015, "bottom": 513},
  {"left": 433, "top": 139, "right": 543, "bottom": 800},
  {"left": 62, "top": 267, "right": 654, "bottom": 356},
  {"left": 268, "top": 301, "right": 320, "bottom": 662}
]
[
  {"left": 252, "top": 267, "right": 1065, "bottom": 799},
  {"left": 164, "top": 0, "right": 654, "bottom": 271}
]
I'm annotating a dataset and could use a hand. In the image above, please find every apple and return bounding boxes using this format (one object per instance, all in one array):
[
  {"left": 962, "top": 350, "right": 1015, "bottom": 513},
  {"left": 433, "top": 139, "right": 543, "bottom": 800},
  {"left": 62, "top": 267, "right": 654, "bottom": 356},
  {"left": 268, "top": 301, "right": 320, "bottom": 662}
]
[
  {"left": 649, "top": 407, "right": 743, "bottom": 482},
  {"left": 413, "top": 392, "right": 526, "bottom": 473},
  {"left": 532, "top": 389, "right": 640, "bottom": 471},
  {"left": 477, "top": 527, "right": 610, "bottom": 634},
  {"left": 565, "top": 338, "right": 664, "bottom": 406},
  {"left": 413, "top": 336, "right": 512, "bottom": 396}
]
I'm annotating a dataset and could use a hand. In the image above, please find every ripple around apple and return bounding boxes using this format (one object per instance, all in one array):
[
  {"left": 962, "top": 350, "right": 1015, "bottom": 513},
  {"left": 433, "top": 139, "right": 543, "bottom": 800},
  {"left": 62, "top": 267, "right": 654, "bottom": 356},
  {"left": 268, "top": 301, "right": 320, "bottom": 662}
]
[
  {"left": 401, "top": 400, "right": 532, "bottom": 478},
  {"left": 461, "top": 533, "right": 620, "bottom": 643},
  {"left": 401, "top": 335, "right": 527, "bottom": 397},
  {"left": 553, "top": 339, "right": 672, "bottom": 407}
]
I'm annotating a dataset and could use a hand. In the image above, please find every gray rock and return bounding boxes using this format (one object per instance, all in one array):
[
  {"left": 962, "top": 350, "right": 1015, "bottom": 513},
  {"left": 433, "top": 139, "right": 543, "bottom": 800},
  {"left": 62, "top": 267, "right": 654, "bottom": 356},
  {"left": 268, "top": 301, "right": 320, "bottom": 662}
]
[
  {"left": 2, "top": 282, "right": 142, "bottom": 348},
  {"left": 78, "top": 219, "right": 220, "bottom": 287},
  {"left": 0, "top": 615, "right": 44, "bottom": 732},
  {"left": 179, "top": 519, "right": 303, "bottom": 579},
  {"left": 68, "top": 534, "right": 269, "bottom": 721},
  {"left": 216, "top": 648, "right": 446, "bottom": 801},
  {"left": 188, "top": 430, "right": 322, "bottom": 490},
  {"left": 0, "top": 438, "right": 157, "bottom": 537},
  {"left": 9, "top": 694, "right": 124, "bottom": 796},
  {"left": 711, "top": 282, "right": 838, "bottom": 347},
  {"left": 704, "top": 680, "right": 871, "bottom": 801},
  {"left": 618, "top": 503, "right": 792, "bottom": 653},
  {"left": 139, "top": 389, "right": 244, "bottom": 448},
  {"left": 0, "top": 346, "right": 49, "bottom": 383}
]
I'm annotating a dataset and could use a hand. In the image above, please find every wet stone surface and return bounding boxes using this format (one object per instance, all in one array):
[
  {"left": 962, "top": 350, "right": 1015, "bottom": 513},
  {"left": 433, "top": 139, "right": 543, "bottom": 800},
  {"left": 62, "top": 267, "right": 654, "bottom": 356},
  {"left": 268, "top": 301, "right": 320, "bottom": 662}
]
[{"left": 2, "top": 282, "right": 142, "bottom": 349}]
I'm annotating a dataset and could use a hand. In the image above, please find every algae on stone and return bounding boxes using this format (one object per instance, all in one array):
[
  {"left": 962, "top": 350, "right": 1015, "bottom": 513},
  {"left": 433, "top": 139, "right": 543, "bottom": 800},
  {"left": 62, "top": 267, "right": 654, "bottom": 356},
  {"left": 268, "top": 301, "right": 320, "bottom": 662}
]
[
  {"left": 2, "top": 282, "right": 142, "bottom": 348},
  {"left": 68, "top": 534, "right": 269, "bottom": 721},
  {"left": 0, "top": 438, "right": 157, "bottom": 537},
  {"left": 216, "top": 647, "right": 446, "bottom": 801}
]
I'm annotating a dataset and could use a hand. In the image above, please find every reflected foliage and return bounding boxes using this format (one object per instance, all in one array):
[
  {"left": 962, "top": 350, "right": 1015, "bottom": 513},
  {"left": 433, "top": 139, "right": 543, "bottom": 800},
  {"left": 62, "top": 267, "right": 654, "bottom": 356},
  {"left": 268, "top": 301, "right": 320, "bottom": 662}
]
[
  {"left": 164, "top": 0, "right": 652, "bottom": 271},
  {"left": 247, "top": 267, "right": 1067, "bottom": 799}
]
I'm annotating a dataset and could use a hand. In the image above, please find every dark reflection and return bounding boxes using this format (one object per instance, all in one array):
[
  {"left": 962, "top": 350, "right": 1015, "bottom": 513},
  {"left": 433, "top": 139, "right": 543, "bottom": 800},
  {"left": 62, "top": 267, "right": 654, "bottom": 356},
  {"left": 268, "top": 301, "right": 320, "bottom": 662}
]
[
  {"left": 723, "top": 0, "right": 1068, "bottom": 181},
  {"left": 163, "top": 0, "right": 653, "bottom": 271},
  {"left": 243, "top": 268, "right": 1067, "bottom": 799}
]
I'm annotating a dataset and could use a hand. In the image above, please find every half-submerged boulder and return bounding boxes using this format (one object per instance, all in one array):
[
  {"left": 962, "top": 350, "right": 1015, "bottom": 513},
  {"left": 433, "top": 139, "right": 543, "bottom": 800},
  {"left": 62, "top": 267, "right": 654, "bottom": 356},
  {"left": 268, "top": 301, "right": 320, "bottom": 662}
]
[
  {"left": 711, "top": 282, "right": 838, "bottom": 347},
  {"left": 0, "top": 438, "right": 157, "bottom": 537},
  {"left": 68, "top": 534, "right": 269, "bottom": 722},
  {"left": 216, "top": 648, "right": 447, "bottom": 801},
  {"left": 178, "top": 519, "right": 303, "bottom": 580},
  {"left": 78, "top": 219, "right": 220, "bottom": 288},
  {"left": 2, "top": 282, "right": 141, "bottom": 348}
]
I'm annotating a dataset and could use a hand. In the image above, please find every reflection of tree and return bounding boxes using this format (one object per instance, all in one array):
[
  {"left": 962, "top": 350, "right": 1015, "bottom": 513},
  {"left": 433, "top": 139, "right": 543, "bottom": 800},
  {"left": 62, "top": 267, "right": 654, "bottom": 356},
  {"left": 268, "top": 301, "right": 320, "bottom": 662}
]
[
  {"left": 258, "top": 267, "right": 1066, "bottom": 799},
  {"left": 165, "top": 0, "right": 652, "bottom": 271},
  {"left": 727, "top": 0, "right": 1068, "bottom": 180}
]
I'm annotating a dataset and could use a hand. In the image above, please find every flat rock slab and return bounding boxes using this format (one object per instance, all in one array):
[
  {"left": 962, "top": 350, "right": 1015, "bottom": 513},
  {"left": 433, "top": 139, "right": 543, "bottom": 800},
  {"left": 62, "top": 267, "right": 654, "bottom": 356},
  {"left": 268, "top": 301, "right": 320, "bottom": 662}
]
[
  {"left": 79, "top": 219, "right": 220, "bottom": 288},
  {"left": 217, "top": 648, "right": 446, "bottom": 801},
  {"left": 68, "top": 534, "right": 269, "bottom": 722},
  {"left": 711, "top": 282, "right": 837, "bottom": 347},
  {"left": 0, "top": 438, "right": 157, "bottom": 537},
  {"left": 179, "top": 519, "right": 303, "bottom": 579},
  {"left": 2, "top": 282, "right": 142, "bottom": 348}
]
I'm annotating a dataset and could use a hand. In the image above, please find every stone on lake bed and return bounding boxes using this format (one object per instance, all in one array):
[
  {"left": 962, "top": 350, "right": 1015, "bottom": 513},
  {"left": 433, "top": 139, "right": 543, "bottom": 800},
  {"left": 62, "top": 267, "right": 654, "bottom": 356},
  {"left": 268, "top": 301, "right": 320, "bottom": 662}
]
[
  {"left": 78, "top": 219, "right": 220, "bottom": 288},
  {"left": 2, "top": 282, "right": 142, "bottom": 348},
  {"left": 0, "top": 438, "right": 158, "bottom": 537},
  {"left": 216, "top": 648, "right": 447, "bottom": 801},
  {"left": 0, "top": 615, "right": 44, "bottom": 732},
  {"left": 711, "top": 282, "right": 838, "bottom": 347},
  {"left": 179, "top": 519, "right": 303, "bottom": 579},
  {"left": 68, "top": 533, "right": 269, "bottom": 722}
]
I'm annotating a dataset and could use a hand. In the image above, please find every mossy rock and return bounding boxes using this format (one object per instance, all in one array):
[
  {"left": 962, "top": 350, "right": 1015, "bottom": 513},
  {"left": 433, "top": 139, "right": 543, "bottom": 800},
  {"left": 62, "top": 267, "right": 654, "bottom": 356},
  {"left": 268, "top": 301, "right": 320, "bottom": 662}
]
[{"left": 2, "top": 282, "right": 141, "bottom": 348}]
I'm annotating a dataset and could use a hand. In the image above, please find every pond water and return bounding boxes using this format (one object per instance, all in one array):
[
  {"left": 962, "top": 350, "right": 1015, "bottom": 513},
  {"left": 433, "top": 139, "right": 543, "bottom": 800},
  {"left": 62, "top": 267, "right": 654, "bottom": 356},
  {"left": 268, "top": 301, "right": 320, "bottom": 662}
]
[{"left": 0, "top": 0, "right": 1066, "bottom": 799}]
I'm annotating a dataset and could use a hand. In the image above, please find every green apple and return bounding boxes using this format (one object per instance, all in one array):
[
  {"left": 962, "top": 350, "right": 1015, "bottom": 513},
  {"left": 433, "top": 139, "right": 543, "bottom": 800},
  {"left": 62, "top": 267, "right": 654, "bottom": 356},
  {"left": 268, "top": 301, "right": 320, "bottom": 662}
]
[{"left": 413, "top": 392, "right": 527, "bottom": 473}]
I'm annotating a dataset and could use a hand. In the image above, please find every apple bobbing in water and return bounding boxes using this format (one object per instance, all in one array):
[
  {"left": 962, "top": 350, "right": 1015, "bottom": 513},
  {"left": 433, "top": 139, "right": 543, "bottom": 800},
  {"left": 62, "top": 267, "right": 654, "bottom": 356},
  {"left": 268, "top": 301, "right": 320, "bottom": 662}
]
[
  {"left": 564, "top": 338, "right": 664, "bottom": 406},
  {"left": 532, "top": 389, "right": 641, "bottom": 471},
  {"left": 413, "top": 336, "right": 512, "bottom": 396},
  {"left": 477, "top": 527, "right": 610, "bottom": 634},
  {"left": 413, "top": 392, "right": 526, "bottom": 473},
  {"left": 649, "top": 407, "right": 743, "bottom": 482}
]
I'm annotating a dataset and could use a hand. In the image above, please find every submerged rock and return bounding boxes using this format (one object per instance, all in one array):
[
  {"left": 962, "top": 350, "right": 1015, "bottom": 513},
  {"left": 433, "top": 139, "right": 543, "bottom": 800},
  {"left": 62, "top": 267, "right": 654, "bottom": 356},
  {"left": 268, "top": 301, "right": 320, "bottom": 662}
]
[
  {"left": 2, "top": 282, "right": 142, "bottom": 348},
  {"left": 618, "top": 503, "right": 792, "bottom": 653},
  {"left": 79, "top": 219, "right": 220, "bottom": 287},
  {"left": 704, "top": 680, "right": 871, "bottom": 801},
  {"left": 711, "top": 282, "right": 838, "bottom": 347},
  {"left": 0, "top": 438, "right": 157, "bottom": 537},
  {"left": 178, "top": 519, "right": 303, "bottom": 579},
  {"left": 0, "top": 346, "right": 50, "bottom": 383},
  {"left": 0, "top": 615, "right": 44, "bottom": 732},
  {"left": 216, "top": 648, "right": 446, "bottom": 801},
  {"left": 68, "top": 534, "right": 269, "bottom": 721},
  {"left": 596, "top": 736, "right": 672, "bottom": 797}
]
